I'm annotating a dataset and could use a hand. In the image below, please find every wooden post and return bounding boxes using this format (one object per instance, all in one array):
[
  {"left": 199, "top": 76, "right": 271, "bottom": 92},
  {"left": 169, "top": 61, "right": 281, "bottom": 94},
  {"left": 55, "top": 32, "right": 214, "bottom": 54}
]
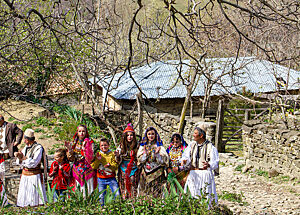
[
  {"left": 244, "top": 110, "right": 250, "bottom": 121},
  {"left": 215, "top": 99, "right": 225, "bottom": 152},
  {"left": 136, "top": 93, "right": 143, "bottom": 137}
]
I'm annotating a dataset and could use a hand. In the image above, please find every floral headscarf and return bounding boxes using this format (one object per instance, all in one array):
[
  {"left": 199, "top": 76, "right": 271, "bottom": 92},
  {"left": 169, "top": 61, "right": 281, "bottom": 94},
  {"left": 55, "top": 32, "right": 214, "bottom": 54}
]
[
  {"left": 140, "top": 127, "right": 163, "bottom": 147},
  {"left": 166, "top": 133, "right": 188, "bottom": 154}
]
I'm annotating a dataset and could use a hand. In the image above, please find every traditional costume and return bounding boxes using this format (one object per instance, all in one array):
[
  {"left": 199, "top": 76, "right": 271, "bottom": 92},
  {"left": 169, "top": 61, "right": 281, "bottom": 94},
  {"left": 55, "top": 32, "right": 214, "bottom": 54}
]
[
  {"left": 116, "top": 123, "right": 140, "bottom": 199},
  {"left": 91, "top": 149, "right": 119, "bottom": 204},
  {"left": 180, "top": 139, "right": 219, "bottom": 205},
  {"left": 166, "top": 133, "right": 189, "bottom": 187},
  {"left": 67, "top": 127, "right": 96, "bottom": 196},
  {"left": 16, "top": 129, "right": 47, "bottom": 207},
  {"left": 49, "top": 160, "right": 71, "bottom": 200},
  {"left": 137, "top": 127, "right": 169, "bottom": 197}
]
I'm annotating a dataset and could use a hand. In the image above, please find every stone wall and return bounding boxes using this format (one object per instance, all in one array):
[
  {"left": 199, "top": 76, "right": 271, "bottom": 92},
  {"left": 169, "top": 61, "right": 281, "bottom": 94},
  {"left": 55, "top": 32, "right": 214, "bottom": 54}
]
[{"left": 243, "top": 120, "right": 300, "bottom": 179}]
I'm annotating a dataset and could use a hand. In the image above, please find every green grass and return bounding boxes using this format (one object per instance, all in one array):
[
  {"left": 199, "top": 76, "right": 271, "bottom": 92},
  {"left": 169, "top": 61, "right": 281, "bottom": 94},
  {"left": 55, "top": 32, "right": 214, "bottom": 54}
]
[
  {"left": 235, "top": 164, "right": 245, "bottom": 172},
  {"left": 34, "top": 128, "right": 45, "bottom": 133},
  {"left": 255, "top": 169, "right": 268, "bottom": 178},
  {"left": 219, "top": 191, "right": 248, "bottom": 205},
  {"left": 7, "top": 117, "right": 14, "bottom": 122}
]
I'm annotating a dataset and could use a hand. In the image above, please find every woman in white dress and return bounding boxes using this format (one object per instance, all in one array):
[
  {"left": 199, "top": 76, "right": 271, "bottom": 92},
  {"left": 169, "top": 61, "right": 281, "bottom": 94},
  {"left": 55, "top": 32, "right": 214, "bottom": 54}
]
[{"left": 15, "top": 129, "right": 47, "bottom": 207}]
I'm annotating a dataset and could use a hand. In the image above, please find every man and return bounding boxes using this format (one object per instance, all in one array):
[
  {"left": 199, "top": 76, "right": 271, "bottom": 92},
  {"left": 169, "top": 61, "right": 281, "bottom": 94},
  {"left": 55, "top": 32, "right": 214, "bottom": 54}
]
[
  {"left": 0, "top": 114, "right": 23, "bottom": 205},
  {"left": 15, "top": 129, "right": 47, "bottom": 207},
  {"left": 180, "top": 126, "right": 219, "bottom": 206},
  {"left": 0, "top": 115, "right": 23, "bottom": 159}
]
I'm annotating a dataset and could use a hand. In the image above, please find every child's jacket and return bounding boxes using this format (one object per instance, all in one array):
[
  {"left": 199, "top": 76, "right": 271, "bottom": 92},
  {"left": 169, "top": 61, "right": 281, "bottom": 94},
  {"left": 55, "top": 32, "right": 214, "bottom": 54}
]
[
  {"left": 91, "top": 150, "right": 118, "bottom": 179},
  {"left": 49, "top": 161, "right": 71, "bottom": 189}
]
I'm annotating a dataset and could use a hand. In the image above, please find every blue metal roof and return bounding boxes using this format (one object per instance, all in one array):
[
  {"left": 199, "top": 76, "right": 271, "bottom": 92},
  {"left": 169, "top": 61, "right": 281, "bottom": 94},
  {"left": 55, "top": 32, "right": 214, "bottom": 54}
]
[{"left": 89, "top": 57, "right": 299, "bottom": 100}]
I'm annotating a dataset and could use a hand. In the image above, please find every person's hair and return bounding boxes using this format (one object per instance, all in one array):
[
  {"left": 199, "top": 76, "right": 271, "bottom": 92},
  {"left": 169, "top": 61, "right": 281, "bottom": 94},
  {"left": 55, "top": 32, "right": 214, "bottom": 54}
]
[
  {"left": 120, "top": 131, "right": 138, "bottom": 155},
  {"left": 195, "top": 127, "right": 206, "bottom": 139},
  {"left": 24, "top": 136, "right": 35, "bottom": 141},
  {"left": 171, "top": 133, "right": 181, "bottom": 143},
  {"left": 100, "top": 138, "right": 109, "bottom": 145},
  {"left": 55, "top": 148, "right": 68, "bottom": 162},
  {"left": 0, "top": 115, "right": 4, "bottom": 121}
]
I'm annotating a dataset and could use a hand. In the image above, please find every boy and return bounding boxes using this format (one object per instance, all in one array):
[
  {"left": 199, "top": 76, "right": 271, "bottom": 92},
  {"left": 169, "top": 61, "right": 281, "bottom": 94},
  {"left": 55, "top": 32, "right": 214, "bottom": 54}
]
[{"left": 91, "top": 138, "right": 119, "bottom": 204}]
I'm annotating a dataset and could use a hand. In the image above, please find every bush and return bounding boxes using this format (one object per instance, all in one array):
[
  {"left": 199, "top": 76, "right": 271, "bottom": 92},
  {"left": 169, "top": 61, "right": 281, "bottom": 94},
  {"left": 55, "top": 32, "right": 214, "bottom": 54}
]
[
  {"left": 34, "top": 128, "right": 45, "bottom": 133},
  {"left": 36, "top": 117, "right": 54, "bottom": 127},
  {"left": 22, "top": 123, "right": 34, "bottom": 131}
]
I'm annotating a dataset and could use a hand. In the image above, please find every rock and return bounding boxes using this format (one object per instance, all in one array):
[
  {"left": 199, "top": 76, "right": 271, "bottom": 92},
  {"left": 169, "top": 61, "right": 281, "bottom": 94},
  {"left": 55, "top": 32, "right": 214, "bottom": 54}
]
[{"left": 268, "top": 168, "right": 279, "bottom": 178}]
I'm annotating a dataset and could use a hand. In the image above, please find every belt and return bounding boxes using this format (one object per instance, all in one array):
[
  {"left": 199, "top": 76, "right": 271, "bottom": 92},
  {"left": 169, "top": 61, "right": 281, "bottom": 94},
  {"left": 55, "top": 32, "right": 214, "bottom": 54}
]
[
  {"left": 191, "top": 166, "right": 206, "bottom": 170},
  {"left": 22, "top": 167, "right": 42, "bottom": 176}
]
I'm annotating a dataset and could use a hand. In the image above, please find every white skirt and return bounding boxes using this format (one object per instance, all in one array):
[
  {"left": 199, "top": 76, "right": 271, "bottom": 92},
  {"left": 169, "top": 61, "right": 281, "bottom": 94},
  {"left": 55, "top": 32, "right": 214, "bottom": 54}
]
[
  {"left": 17, "top": 174, "right": 47, "bottom": 207},
  {"left": 76, "top": 177, "right": 94, "bottom": 197},
  {"left": 184, "top": 169, "right": 218, "bottom": 205}
]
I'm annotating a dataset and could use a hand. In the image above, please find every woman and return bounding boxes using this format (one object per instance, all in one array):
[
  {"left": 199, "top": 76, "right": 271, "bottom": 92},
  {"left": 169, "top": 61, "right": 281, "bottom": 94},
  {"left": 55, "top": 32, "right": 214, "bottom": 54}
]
[
  {"left": 115, "top": 123, "right": 140, "bottom": 199},
  {"left": 166, "top": 133, "right": 189, "bottom": 188},
  {"left": 137, "top": 127, "right": 169, "bottom": 198},
  {"left": 65, "top": 125, "right": 96, "bottom": 196}
]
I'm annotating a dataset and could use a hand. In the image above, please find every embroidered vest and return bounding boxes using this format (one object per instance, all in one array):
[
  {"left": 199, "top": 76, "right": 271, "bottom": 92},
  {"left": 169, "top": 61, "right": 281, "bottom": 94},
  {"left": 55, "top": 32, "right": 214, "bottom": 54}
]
[{"left": 190, "top": 140, "right": 212, "bottom": 169}]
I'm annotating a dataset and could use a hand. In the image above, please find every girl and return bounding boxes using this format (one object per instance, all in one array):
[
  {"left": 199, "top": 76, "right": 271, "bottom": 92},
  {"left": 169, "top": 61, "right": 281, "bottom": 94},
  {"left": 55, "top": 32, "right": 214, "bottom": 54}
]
[
  {"left": 49, "top": 148, "right": 71, "bottom": 201},
  {"left": 137, "top": 127, "right": 169, "bottom": 198},
  {"left": 65, "top": 125, "right": 96, "bottom": 196},
  {"left": 115, "top": 123, "right": 140, "bottom": 199},
  {"left": 166, "top": 133, "right": 189, "bottom": 188}
]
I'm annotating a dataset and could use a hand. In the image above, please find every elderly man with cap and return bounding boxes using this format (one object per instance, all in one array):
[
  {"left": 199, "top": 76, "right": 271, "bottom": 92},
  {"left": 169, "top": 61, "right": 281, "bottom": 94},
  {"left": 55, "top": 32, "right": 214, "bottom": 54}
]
[
  {"left": 180, "top": 125, "right": 219, "bottom": 206},
  {"left": 14, "top": 129, "right": 47, "bottom": 207}
]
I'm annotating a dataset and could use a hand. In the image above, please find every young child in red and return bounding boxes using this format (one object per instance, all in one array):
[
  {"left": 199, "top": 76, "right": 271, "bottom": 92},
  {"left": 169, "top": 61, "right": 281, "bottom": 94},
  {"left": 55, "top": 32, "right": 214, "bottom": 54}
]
[{"left": 49, "top": 148, "right": 71, "bottom": 201}]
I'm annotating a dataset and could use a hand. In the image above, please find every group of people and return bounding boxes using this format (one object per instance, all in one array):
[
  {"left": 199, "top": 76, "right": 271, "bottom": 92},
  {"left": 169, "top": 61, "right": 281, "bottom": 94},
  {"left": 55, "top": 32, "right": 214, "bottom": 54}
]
[{"left": 0, "top": 114, "right": 219, "bottom": 208}]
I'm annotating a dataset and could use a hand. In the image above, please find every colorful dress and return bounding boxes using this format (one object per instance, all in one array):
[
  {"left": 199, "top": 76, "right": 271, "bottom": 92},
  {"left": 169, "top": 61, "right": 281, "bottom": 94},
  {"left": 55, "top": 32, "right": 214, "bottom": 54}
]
[
  {"left": 167, "top": 143, "right": 189, "bottom": 187},
  {"left": 137, "top": 127, "right": 169, "bottom": 198},
  {"left": 116, "top": 148, "right": 139, "bottom": 199},
  {"left": 68, "top": 138, "right": 96, "bottom": 196}
]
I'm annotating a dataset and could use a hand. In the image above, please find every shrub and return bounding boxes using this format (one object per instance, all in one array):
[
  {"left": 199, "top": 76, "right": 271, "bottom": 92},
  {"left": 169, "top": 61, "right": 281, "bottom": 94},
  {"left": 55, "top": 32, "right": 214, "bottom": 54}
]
[
  {"left": 36, "top": 117, "right": 54, "bottom": 127},
  {"left": 34, "top": 128, "right": 45, "bottom": 133},
  {"left": 22, "top": 123, "right": 34, "bottom": 131}
]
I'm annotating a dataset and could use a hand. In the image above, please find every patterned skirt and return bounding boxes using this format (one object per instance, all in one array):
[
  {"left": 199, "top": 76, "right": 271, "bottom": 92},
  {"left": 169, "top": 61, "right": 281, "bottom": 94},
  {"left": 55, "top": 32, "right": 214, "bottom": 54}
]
[
  {"left": 138, "top": 167, "right": 166, "bottom": 198},
  {"left": 118, "top": 166, "right": 140, "bottom": 199}
]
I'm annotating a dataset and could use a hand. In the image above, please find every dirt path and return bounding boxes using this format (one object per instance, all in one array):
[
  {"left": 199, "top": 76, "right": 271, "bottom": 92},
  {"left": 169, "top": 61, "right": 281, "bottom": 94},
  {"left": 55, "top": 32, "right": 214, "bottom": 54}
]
[
  {"left": 216, "top": 154, "right": 300, "bottom": 215},
  {"left": 0, "top": 99, "right": 60, "bottom": 153}
]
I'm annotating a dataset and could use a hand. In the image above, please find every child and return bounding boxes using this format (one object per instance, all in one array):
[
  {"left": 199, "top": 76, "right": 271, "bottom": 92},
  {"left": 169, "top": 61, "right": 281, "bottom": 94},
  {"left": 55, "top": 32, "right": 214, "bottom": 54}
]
[
  {"left": 49, "top": 148, "right": 71, "bottom": 201},
  {"left": 91, "top": 138, "right": 119, "bottom": 204}
]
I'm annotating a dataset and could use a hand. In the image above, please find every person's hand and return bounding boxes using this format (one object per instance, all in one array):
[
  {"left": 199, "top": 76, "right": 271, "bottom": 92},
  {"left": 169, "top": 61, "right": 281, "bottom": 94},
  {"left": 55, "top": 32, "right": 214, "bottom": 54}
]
[
  {"left": 53, "top": 164, "right": 59, "bottom": 172},
  {"left": 13, "top": 141, "right": 19, "bottom": 146},
  {"left": 114, "top": 150, "right": 120, "bottom": 157},
  {"left": 14, "top": 152, "right": 19, "bottom": 157},
  {"left": 96, "top": 152, "right": 102, "bottom": 160},
  {"left": 104, "top": 163, "right": 110, "bottom": 168},
  {"left": 181, "top": 160, "right": 187, "bottom": 166},
  {"left": 155, "top": 146, "right": 161, "bottom": 154},
  {"left": 65, "top": 141, "right": 72, "bottom": 151},
  {"left": 173, "top": 167, "right": 179, "bottom": 174},
  {"left": 15, "top": 152, "right": 24, "bottom": 161},
  {"left": 202, "top": 161, "right": 210, "bottom": 170}
]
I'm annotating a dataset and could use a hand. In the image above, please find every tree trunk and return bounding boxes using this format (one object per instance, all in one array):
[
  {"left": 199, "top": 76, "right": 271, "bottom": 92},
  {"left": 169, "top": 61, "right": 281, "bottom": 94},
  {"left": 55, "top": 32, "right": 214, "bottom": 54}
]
[{"left": 178, "top": 69, "right": 197, "bottom": 134}]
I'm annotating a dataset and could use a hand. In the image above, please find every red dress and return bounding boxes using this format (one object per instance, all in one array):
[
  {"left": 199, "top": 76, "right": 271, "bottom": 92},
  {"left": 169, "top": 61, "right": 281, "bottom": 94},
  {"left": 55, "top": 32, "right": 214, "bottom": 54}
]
[{"left": 49, "top": 161, "right": 71, "bottom": 190}]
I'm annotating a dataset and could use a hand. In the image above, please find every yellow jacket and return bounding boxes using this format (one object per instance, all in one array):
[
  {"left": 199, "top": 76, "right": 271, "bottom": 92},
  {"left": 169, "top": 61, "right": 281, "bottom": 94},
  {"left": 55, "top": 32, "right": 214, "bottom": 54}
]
[{"left": 91, "top": 150, "right": 118, "bottom": 178}]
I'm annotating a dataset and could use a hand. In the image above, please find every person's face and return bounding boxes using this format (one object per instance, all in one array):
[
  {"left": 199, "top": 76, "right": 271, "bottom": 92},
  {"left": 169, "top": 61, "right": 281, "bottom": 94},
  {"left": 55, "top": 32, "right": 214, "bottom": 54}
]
[
  {"left": 193, "top": 129, "right": 202, "bottom": 142},
  {"left": 77, "top": 126, "right": 86, "bottom": 140},
  {"left": 126, "top": 132, "right": 134, "bottom": 143},
  {"left": 100, "top": 141, "right": 110, "bottom": 153},
  {"left": 147, "top": 130, "right": 156, "bottom": 142},
  {"left": 173, "top": 136, "right": 181, "bottom": 147},
  {"left": 54, "top": 152, "right": 64, "bottom": 163},
  {"left": 24, "top": 138, "right": 34, "bottom": 146}
]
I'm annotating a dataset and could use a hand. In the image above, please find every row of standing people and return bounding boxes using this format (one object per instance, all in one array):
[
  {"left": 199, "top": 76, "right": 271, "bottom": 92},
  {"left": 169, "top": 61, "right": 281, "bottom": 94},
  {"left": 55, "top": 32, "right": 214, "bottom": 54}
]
[{"left": 13, "top": 122, "right": 219, "bottom": 207}]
